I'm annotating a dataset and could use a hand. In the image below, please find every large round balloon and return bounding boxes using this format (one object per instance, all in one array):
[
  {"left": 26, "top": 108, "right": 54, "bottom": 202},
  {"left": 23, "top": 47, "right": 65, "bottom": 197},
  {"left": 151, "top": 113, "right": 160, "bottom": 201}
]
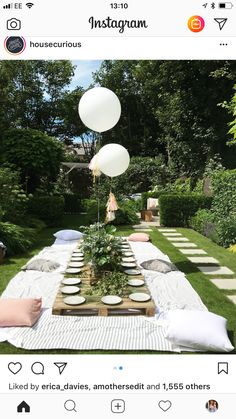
[
  {"left": 97, "top": 143, "right": 130, "bottom": 177},
  {"left": 78, "top": 87, "right": 121, "bottom": 132}
]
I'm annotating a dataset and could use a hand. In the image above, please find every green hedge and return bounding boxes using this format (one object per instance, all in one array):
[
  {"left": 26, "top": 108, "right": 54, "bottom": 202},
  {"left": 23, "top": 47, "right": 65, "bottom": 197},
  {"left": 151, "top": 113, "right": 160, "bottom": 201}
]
[
  {"left": 159, "top": 194, "right": 212, "bottom": 227},
  {"left": 63, "top": 193, "right": 82, "bottom": 214},
  {"left": 28, "top": 196, "right": 65, "bottom": 227},
  {"left": 212, "top": 169, "right": 236, "bottom": 219}
]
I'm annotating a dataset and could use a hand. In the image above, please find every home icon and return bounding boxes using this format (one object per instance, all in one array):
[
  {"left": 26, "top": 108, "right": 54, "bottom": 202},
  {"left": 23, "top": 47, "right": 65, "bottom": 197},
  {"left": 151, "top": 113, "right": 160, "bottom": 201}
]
[{"left": 17, "top": 401, "right": 30, "bottom": 413}]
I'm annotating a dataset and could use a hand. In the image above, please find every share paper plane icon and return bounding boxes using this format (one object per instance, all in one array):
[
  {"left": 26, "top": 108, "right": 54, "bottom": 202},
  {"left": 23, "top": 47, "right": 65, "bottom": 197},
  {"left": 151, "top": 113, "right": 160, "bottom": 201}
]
[
  {"left": 54, "top": 362, "right": 67, "bottom": 375},
  {"left": 214, "top": 17, "right": 228, "bottom": 30}
]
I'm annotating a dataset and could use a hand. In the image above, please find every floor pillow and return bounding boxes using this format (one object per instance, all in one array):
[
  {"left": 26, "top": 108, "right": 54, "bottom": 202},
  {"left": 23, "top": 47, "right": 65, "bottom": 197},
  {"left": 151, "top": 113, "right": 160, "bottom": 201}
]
[{"left": 0, "top": 298, "right": 42, "bottom": 327}]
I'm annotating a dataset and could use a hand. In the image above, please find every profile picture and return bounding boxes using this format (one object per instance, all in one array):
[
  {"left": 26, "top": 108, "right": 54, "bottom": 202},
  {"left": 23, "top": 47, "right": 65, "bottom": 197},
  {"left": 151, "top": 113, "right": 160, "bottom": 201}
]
[{"left": 206, "top": 400, "right": 219, "bottom": 413}]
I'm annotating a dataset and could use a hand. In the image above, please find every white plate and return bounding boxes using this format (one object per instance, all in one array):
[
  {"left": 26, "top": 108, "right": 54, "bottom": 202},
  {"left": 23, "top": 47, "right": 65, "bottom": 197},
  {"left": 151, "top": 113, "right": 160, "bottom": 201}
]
[
  {"left": 129, "top": 292, "right": 151, "bottom": 302},
  {"left": 63, "top": 296, "right": 86, "bottom": 306},
  {"left": 65, "top": 268, "right": 82, "bottom": 274},
  {"left": 101, "top": 296, "right": 122, "bottom": 305},
  {"left": 122, "top": 257, "right": 136, "bottom": 263},
  {"left": 128, "top": 279, "right": 145, "bottom": 287},
  {"left": 124, "top": 269, "right": 142, "bottom": 276},
  {"left": 61, "top": 286, "right": 80, "bottom": 295},
  {"left": 61, "top": 278, "right": 81, "bottom": 286},
  {"left": 121, "top": 262, "right": 137, "bottom": 268},
  {"left": 71, "top": 256, "right": 84, "bottom": 261},
  {"left": 72, "top": 252, "right": 84, "bottom": 256},
  {"left": 68, "top": 262, "right": 84, "bottom": 268},
  {"left": 122, "top": 251, "right": 134, "bottom": 257}
]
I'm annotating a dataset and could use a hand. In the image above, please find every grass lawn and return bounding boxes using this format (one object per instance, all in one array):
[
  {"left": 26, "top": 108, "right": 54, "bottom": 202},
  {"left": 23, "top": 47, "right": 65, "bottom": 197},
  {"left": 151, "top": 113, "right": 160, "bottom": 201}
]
[{"left": 0, "top": 218, "right": 235, "bottom": 354}]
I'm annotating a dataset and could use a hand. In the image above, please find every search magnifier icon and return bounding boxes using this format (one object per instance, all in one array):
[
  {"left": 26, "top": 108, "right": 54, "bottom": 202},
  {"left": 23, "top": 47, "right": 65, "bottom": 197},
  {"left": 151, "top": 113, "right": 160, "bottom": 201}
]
[{"left": 64, "top": 399, "right": 77, "bottom": 412}]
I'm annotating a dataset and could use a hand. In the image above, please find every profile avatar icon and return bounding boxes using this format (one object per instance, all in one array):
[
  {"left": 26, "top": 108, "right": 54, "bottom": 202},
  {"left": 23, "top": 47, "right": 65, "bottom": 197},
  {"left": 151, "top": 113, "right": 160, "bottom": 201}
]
[
  {"left": 4, "top": 36, "right": 26, "bottom": 55},
  {"left": 206, "top": 399, "right": 219, "bottom": 413}
]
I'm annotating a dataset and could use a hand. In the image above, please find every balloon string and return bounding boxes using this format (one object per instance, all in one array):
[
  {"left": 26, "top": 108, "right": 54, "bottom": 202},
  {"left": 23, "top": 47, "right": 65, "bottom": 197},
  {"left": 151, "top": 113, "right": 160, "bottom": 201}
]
[{"left": 97, "top": 176, "right": 100, "bottom": 228}]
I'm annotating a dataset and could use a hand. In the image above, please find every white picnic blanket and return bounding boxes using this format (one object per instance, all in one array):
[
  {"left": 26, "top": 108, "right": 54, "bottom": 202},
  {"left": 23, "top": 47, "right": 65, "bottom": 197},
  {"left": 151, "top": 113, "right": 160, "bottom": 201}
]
[{"left": 0, "top": 240, "right": 207, "bottom": 351}]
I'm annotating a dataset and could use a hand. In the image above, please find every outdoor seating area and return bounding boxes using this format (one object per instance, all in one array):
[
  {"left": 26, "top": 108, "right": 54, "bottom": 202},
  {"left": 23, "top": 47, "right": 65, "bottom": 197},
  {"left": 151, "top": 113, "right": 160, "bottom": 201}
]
[{"left": 0, "top": 59, "right": 236, "bottom": 354}]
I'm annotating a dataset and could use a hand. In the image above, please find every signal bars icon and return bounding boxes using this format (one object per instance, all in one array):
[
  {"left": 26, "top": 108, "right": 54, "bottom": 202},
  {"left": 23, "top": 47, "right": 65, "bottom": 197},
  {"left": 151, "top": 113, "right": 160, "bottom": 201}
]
[{"left": 3, "top": 2, "right": 34, "bottom": 8}]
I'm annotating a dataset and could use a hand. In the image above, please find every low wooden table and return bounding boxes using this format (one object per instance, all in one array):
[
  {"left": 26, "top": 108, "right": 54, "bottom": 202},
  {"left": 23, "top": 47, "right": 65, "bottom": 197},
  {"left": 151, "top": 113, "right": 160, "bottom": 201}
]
[{"left": 52, "top": 266, "right": 156, "bottom": 317}]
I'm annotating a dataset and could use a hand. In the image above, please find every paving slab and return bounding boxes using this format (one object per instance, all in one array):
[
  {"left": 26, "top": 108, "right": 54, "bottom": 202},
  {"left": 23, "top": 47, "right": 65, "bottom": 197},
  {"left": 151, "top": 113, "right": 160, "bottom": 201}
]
[
  {"left": 197, "top": 266, "right": 234, "bottom": 275},
  {"left": 167, "top": 237, "right": 189, "bottom": 242},
  {"left": 179, "top": 249, "right": 207, "bottom": 255},
  {"left": 158, "top": 229, "right": 177, "bottom": 232},
  {"left": 162, "top": 233, "right": 182, "bottom": 236},
  {"left": 188, "top": 256, "right": 219, "bottom": 265},
  {"left": 211, "top": 279, "right": 236, "bottom": 290},
  {"left": 227, "top": 295, "right": 236, "bottom": 305},
  {"left": 172, "top": 242, "right": 197, "bottom": 248}
]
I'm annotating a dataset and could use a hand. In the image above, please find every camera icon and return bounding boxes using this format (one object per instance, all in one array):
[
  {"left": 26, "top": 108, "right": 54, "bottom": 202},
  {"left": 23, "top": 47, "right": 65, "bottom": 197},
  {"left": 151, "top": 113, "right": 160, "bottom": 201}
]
[{"left": 7, "top": 18, "right": 21, "bottom": 31}]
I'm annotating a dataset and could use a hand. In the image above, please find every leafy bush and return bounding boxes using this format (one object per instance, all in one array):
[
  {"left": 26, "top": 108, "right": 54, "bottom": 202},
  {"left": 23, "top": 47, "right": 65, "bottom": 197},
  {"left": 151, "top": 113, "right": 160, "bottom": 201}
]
[
  {"left": 215, "top": 216, "right": 236, "bottom": 248},
  {"left": 0, "top": 222, "right": 35, "bottom": 256},
  {"left": 28, "top": 196, "right": 65, "bottom": 226},
  {"left": 112, "top": 201, "right": 139, "bottom": 226},
  {"left": 1, "top": 128, "right": 64, "bottom": 193},
  {"left": 0, "top": 167, "right": 29, "bottom": 223},
  {"left": 211, "top": 170, "right": 236, "bottom": 219},
  {"left": 64, "top": 193, "right": 82, "bottom": 213},
  {"left": 159, "top": 194, "right": 212, "bottom": 227},
  {"left": 190, "top": 209, "right": 218, "bottom": 242}
]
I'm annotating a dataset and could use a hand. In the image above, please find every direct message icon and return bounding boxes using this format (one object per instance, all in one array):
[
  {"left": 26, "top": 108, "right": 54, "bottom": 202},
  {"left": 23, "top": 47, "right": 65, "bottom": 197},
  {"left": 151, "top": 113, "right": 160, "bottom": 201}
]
[
  {"left": 158, "top": 400, "right": 172, "bottom": 412},
  {"left": 8, "top": 362, "right": 22, "bottom": 375}
]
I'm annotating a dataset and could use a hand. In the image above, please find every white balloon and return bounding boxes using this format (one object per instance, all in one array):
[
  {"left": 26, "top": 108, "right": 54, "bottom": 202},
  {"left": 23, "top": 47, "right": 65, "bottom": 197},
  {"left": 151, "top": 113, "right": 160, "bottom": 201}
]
[
  {"left": 78, "top": 87, "right": 121, "bottom": 133},
  {"left": 97, "top": 144, "right": 130, "bottom": 177}
]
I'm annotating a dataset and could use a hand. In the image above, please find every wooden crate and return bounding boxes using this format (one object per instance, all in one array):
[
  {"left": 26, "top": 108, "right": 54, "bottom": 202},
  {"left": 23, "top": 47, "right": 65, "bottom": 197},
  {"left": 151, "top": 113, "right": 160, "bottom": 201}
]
[{"left": 52, "top": 265, "right": 156, "bottom": 317}]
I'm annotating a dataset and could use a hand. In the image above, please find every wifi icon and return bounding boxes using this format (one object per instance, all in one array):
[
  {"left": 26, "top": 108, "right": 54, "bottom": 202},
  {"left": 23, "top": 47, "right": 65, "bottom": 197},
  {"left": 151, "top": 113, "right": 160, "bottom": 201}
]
[{"left": 26, "top": 2, "right": 34, "bottom": 8}]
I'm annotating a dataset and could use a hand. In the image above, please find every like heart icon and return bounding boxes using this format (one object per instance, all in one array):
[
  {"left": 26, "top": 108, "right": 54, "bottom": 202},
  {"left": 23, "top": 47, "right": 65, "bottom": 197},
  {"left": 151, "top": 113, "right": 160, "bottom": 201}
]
[
  {"left": 158, "top": 400, "right": 172, "bottom": 412},
  {"left": 8, "top": 362, "right": 22, "bottom": 375}
]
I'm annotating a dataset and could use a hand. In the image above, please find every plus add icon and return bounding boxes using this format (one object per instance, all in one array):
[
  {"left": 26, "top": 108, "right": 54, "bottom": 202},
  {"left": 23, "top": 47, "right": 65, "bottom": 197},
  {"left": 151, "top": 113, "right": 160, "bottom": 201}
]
[{"left": 111, "top": 399, "right": 125, "bottom": 413}]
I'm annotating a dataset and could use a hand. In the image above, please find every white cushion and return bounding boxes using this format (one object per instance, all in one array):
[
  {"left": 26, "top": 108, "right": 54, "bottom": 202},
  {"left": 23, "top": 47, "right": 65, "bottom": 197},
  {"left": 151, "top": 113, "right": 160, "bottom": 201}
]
[
  {"left": 164, "top": 309, "right": 234, "bottom": 352},
  {"left": 53, "top": 229, "right": 83, "bottom": 241}
]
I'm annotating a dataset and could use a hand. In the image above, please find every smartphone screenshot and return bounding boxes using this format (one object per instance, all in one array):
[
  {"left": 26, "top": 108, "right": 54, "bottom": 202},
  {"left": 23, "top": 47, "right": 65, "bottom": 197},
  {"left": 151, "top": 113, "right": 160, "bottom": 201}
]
[{"left": 0, "top": 0, "right": 235, "bottom": 417}]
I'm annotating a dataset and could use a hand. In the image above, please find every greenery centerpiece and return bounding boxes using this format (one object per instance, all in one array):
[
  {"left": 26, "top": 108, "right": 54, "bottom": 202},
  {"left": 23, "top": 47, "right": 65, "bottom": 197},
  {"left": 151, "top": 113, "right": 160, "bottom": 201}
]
[{"left": 80, "top": 223, "right": 123, "bottom": 276}]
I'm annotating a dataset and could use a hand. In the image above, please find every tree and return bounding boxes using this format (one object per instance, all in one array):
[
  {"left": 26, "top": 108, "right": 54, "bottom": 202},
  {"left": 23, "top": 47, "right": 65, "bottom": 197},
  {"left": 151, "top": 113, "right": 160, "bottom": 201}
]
[
  {"left": 93, "top": 60, "right": 236, "bottom": 177},
  {"left": 227, "top": 85, "right": 236, "bottom": 146},
  {"left": 0, "top": 60, "right": 82, "bottom": 143},
  {"left": 93, "top": 60, "right": 163, "bottom": 156},
  {"left": 1, "top": 128, "right": 64, "bottom": 193}
]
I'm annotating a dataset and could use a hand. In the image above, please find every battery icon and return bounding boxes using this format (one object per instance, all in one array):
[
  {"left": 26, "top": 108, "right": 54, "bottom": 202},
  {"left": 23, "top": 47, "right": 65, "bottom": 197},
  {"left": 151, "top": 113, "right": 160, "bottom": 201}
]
[{"left": 219, "top": 2, "right": 234, "bottom": 8}]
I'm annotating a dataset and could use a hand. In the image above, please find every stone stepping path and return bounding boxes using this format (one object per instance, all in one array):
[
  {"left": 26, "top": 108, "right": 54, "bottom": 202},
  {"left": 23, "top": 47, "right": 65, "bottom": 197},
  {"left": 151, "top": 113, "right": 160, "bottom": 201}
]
[
  {"left": 179, "top": 249, "right": 207, "bottom": 255},
  {"left": 167, "top": 237, "right": 189, "bottom": 242},
  {"left": 197, "top": 266, "right": 234, "bottom": 275},
  {"left": 159, "top": 229, "right": 236, "bottom": 303},
  {"left": 162, "top": 233, "right": 182, "bottom": 236},
  {"left": 159, "top": 229, "right": 177, "bottom": 232},
  {"left": 172, "top": 242, "right": 197, "bottom": 247},
  {"left": 211, "top": 279, "right": 236, "bottom": 290},
  {"left": 227, "top": 295, "right": 236, "bottom": 305},
  {"left": 187, "top": 256, "right": 219, "bottom": 265}
]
